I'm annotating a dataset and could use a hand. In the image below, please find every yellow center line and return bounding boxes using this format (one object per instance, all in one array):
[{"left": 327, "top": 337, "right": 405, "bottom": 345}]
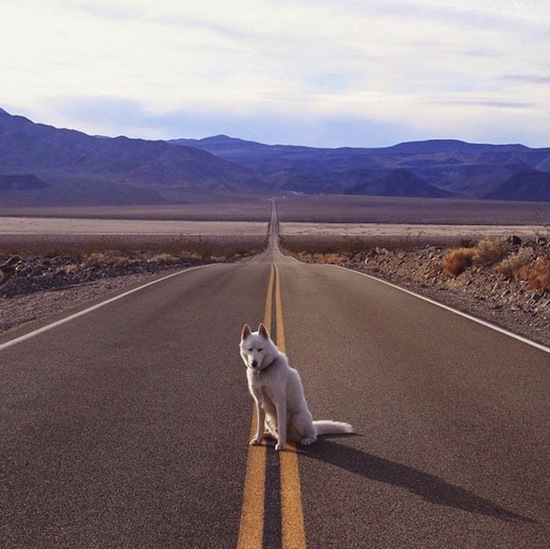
[
  {"left": 237, "top": 262, "right": 307, "bottom": 549},
  {"left": 237, "top": 264, "right": 274, "bottom": 549},
  {"left": 274, "top": 263, "right": 307, "bottom": 549},
  {"left": 264, "top": 263, "right": 275, "bottom": 333}
]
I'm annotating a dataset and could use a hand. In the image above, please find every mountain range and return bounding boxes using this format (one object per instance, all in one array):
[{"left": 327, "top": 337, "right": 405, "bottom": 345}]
[
  {"left": 172, "top": 135, "right": 550, "bottom": 201},
  {"left": 1, "top": 107, "right": 550, "bottom": 206},
  {"left": 0, "top": 108, "right": 259, "bottom": 206}
]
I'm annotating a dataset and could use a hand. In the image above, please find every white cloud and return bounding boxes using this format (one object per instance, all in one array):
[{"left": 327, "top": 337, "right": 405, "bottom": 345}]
[{"left": 0, "top": 0, "right": 549, "bottom": 146}]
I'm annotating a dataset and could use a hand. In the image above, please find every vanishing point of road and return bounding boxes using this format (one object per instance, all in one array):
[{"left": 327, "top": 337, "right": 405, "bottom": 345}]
[{"left": 1, "top": 204, "right": 549, "bottom": 548}]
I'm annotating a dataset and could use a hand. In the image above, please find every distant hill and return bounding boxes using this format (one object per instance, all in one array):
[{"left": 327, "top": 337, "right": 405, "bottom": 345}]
[
  {"left": 0, "top": 174, "right": 51, "bottom": 192},
  {"left": 344, "top": 168, "right": 453, "bottom": 198},
  {"left": 536, "top": 154, "right": 550, "bottom": 172},
  {"left": 484, "top": 170, "right": 550, "bottom": 201},
  {"left": 173, "top": 135, "right": 550, "bottom": 200},
  {"left": 0, "top": 108, "right": 261, "bottom": 206},
  {"left": 383, "top": 139, "right": 531, "bottom": 154}
]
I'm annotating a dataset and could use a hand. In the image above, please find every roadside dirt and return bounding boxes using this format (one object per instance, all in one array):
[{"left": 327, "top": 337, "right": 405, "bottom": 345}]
[{"left": 0, "top": 271, "right": 161, "bottom": 337}]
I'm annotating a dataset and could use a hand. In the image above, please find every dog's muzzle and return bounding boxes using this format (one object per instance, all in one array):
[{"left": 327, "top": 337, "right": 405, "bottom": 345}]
[{"left": 247, "top": 357, "right": 276, "bottom": 373}]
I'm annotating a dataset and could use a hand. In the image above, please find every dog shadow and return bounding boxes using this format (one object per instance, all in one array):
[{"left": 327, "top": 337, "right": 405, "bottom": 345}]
[{"left": 300, "top": 438, "right": 535, "bottom": 524}]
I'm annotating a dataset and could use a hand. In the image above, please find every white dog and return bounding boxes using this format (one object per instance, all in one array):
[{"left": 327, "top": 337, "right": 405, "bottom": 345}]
[{"left": 240, "top": 323, "right": 353, "bottom": 451}]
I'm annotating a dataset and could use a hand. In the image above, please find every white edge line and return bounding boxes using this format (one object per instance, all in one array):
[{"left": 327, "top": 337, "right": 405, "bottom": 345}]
[
  {"left": 333, "top": 264, "right": 550, "bottom": 356},
  {"left": 0, "top": 264, "right": 212, "bottom": 352}
]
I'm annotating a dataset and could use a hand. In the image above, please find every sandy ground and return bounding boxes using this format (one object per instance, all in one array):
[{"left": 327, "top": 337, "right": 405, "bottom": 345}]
[
  {"left": 279, "top": 222, "right": 543, "bottom": 239},
  {"left": 0, "top": 217, "right": 544, "bottom": 240},
  {"left": 0, "top": 217, "right": 268, "bottom": 235}
]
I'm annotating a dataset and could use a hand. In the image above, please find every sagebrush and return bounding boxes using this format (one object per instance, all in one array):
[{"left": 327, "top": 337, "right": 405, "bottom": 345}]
[{"left": 443, "top": 247, "right": 476, "bottom": 277}]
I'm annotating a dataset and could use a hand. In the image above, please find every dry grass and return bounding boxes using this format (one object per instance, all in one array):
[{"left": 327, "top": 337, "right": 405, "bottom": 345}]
[
  {"left": 0, "top": 234, "right": 267, "bottom": 262},
  {"left": 444, "top": 238, "right": 516, "bottom": 277},
  {"left": 443, "top": 248, "right": 476, "bottom": 277},
  {"left": 438, "top": 236, "right": 550, "bottom": 290},
  {"left": 279, "top": 233, "right": 440, "bottom": 258},
  {"left": 0, "top": 234, "right": 268, "bottom": 296},
  {"left": 528, "top": 257, "right": 550, "bottom": 290},
  {"left": 473, "top": 238, "right": 511, "bottom": 266},
  {"left": 496, "top": 250, "right": 532, "bottom": 280}
]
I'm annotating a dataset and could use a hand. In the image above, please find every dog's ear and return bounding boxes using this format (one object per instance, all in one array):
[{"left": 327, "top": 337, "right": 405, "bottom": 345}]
[
  {"left": 241, "top": 324, "right": 252, "bottom": 341},
  {"left": 258, "top": 323, "right": 269, "bottom": 339}
]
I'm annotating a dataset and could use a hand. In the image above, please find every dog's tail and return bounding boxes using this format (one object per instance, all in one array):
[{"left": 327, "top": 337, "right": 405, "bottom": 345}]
[{"left": 313, "top": 420, "right": 353, "bottom": 436}]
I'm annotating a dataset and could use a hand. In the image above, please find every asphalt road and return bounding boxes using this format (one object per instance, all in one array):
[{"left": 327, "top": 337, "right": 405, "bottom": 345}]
[
  {"left": 278, "top": 254, "right": 550, "bottom": 548},
  {"left": 1, "top": 214, "right": 549, "bottom": 548}
]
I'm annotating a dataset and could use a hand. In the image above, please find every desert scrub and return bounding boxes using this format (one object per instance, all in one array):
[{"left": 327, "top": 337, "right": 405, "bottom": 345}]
[
  {"left": 279, "top": 234, "right": 436, "bottom": 264},
  {"left": 444, "top": 237, "right": 512, "bottom": 277},
  {"left": 473, "top": 237, "right": 511, "bottom": 266},
  {"left": 83, "top": 251, "right": 128, "bottom": 268},
  {"left": 496, "top": 249, "right": 532, "bottom": 280},
  {"left": 443, "top": 247, "right": 476, "bottom": 277},
  {"left": 528, "top": 257, "right": 550, "bottom": 290}
]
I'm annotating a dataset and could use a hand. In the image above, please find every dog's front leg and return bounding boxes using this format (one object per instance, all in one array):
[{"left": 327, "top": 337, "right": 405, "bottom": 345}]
[
  {"left": 250, "top": 399, "right": 266, "bottom": 446},
  {"left": 274, "top": 398, "right": 287, "bottom": 451}
]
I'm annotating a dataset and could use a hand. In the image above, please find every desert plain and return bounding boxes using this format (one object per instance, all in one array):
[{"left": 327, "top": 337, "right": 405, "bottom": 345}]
[{"left": 1, "top": 194, "right": 549, "bottom": 243}]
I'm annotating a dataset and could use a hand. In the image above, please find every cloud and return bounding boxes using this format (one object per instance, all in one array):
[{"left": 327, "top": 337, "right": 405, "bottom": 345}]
[
  {"left": 71, "top": 1, "right": 142, "bottom": 21},
  {"left": 501, "top": 74, "right": 550, "bottom": 85},
  {"left": 1, "top": 0, "right": 550, "bottom": 147},
  {"left": 40, "top": 90, "right": 547, "bottom": 149},
  {"left": 39, "top": 94, "right": 414, "bottom": 147},
  {"left": 431, "top": 97, "right": 535, "bottom": 109}
]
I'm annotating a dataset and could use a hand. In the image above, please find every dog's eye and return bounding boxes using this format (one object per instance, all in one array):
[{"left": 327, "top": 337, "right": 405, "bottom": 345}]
[{"left": 257, "top": 348, "right": 263, "bottom": 352}]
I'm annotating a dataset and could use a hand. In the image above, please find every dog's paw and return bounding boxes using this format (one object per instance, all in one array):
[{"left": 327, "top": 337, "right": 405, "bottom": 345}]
[
  {"left": 301, "top": 436, "right": 317, "bottom": 446},
  {"left": 275, "top": 442, "right": 284, "bottom": 451},
  {"left": 249, "top": 436, "right": 263, "bottom": 446}
]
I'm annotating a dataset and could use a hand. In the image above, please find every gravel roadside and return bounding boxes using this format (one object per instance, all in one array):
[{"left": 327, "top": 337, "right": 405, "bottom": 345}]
[{"left": 0, "top": 271, "right": 171, "bottom": 338}]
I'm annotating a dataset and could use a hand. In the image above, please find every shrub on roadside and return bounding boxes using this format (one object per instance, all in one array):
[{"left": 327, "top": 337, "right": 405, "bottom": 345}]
[
  {"left": 496, "top": 250, "right": 532, "bottom": 280},
  {"left": 83, "top": 251, "right": 127, "bottom": 268},
  {"left": 443, "top": 247, "right": 476, "bottom": 277},
  {"left": 444, "top": 238, "right": 511, "bottom": 277},
  {"left": 473, "top": 237, "right": 511, "bottom": 266},
  {"left": 528, "top": 257, "right": 550, "bottom": 290}
]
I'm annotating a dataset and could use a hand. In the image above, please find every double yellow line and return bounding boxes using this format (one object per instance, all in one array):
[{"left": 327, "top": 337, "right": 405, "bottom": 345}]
[{"left": 237, "top": 262, "right": 307, "bottom": 549}]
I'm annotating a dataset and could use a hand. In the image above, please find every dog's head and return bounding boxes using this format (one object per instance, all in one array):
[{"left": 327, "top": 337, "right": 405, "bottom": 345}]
[{"left": 240, "top": 323, "right": 276, "bottom": 371}]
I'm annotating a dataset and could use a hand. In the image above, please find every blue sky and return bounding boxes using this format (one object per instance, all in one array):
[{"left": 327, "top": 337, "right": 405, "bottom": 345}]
[{"left": 1, "top": 0, "right": 549, "bottom": 147}]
